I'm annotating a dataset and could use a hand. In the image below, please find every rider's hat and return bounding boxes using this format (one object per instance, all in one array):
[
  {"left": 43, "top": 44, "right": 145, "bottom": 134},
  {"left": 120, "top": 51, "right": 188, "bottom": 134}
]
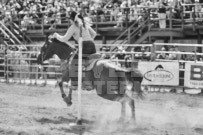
[{"left": 69, "top": 11, "right": 77, "bottom": 21}]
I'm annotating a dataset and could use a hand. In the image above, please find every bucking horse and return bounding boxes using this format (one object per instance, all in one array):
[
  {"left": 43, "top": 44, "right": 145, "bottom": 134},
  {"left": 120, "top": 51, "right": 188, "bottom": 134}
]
[{"left": 37, "top": 37, "right": 143, "bottom": 121}]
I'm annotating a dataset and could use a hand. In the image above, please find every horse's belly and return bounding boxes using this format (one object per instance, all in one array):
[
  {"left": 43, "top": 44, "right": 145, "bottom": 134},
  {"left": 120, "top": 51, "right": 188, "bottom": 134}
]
[{"left": 97, "top": 94, "right": 124, "bottom": 101}]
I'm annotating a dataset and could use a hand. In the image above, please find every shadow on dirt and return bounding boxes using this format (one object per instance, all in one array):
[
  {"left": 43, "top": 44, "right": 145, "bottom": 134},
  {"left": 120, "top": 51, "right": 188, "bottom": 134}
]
[
  {"left": 35, "top": 115, "right": 94, "bottom": 125},
  {"left": 0, "top": 128, "right": 29, "bottom": 135},
  {"left": 35, "top": 115, "right": 94, "bottom": 134},
  {"left": 194, "top": 128, "right": 203, "bottom": 135}
]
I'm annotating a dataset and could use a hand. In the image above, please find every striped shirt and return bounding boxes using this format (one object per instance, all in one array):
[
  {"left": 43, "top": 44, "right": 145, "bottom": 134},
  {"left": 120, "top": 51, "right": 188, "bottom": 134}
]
[{"left": 56, "top": 24, "right": 97, "bottom": 43}]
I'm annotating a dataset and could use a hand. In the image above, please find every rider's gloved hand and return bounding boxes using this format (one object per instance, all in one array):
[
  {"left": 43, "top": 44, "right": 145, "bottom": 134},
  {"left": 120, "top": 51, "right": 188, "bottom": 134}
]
[{"left": 52, "top": 33, "right": 58, "bottom": 39}]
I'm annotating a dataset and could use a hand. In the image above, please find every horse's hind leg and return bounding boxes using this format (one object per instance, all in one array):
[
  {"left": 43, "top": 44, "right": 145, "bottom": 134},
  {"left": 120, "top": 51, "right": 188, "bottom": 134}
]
[
  {"left": 118, "top": 99, "right": 126, "bottom": 122},
  {"left": 122, "top": 95, "right": 136, "bottom": 121},
  {"left": 128, "top": 98, "right": 135, "bottom": 121},
  {"left": 121, "top": 101, "right": 126, "bottom": 120}
]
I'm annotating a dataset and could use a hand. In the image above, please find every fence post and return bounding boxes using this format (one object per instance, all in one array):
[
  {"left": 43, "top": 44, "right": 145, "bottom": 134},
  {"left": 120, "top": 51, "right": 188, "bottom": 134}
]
[
  {"left": 35, "top": 64, "right": 38, "bottom": 86},
  {"left": 194, "top": 45, "right": 197, "bottom": 63},
  {"left": 128, "top": 26, "right": 131, "bottom": 44},
  {"left": 4, "top": 44, "right": 8, "bottom": 83},
  {"left": 18, "top": 53, "right": 22, "bottom": 84},
  {"left": 169, "top": 7, "right": 172, "bottom": 30},
  {"left": 151, "top": 43, "right": 156, "bottom": 61},
  {"left": 192, "top": 5, "right": 196, "bottom": 31},
  {"left": 148, "top": 8, "right": 151, "bottom": 31},
  {"left": 29, "top": 53, "right": 32, "bottom": 85},
  {"left": 96, "top": 12, "right": 98, "bottom": 33},
  {"left": 42, "top": 13, "right": 45, "bottom": 35},
  {"left": 181, "top": 6, "right": 184, "bottom": 30}
]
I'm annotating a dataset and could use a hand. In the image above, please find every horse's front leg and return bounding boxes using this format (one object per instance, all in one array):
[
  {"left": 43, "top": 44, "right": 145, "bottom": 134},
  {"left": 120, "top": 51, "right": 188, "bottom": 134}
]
[
  {"left": 59, "top": 80, "right": 66, "bottom": 98},
  {"left": 59, "top": 81, "right": 72, "bottom": 106}
]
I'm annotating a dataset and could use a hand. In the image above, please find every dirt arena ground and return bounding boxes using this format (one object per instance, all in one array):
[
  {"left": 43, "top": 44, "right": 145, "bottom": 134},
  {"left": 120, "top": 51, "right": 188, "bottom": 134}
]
[{"left": 0, "top": 83, "right": 203, "bottom": 135}]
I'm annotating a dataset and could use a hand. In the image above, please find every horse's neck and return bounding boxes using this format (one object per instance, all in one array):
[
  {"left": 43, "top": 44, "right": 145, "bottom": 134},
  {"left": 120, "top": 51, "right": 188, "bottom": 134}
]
[{"left": 53, "top": 42, "right": 72, "bottom": 60}]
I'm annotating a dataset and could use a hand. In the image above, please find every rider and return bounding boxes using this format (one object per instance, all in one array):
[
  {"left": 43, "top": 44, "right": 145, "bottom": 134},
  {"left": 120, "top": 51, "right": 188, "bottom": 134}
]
[
  {"left": 52, "top": 11, "right": 97, "bottom": 59},
  {"left": 52, "top": 11, "right": 97, "bottom": 90}
]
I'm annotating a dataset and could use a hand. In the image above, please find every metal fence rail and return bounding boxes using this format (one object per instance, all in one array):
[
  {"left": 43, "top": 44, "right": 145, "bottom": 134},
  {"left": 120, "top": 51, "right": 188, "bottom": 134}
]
[{"left": 0, "top": 43, "right": 202, "bottom": 94}]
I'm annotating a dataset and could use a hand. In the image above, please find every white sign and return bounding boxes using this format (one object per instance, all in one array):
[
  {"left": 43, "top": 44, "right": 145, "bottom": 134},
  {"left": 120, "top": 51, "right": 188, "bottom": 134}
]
[
  {"left": 185, "top": 63, "right": 203, "bottom": 88},
  {"left": 138, "top": 62, "right": 179, "bottom": 86}
]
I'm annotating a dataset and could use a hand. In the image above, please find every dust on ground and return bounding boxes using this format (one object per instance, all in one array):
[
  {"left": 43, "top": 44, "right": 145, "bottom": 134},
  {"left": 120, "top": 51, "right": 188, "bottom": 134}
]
[{"left": 0, "top": 83, "right": 203, "bottom": 135}]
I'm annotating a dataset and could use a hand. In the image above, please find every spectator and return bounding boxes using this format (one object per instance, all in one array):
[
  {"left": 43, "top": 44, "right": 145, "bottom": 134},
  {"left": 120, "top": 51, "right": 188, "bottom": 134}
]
[
  {"left": 194, "top": 0, "right": 201, "bottom": 18},
  {"left": 174, "top": 0, "right": 182, "bottom": 19},
  {"left": 96, "top": 6, "right": 106, "bottom": 22},
  {"left": 110, "top": 3, "right": 120, "bottom": 21},
  {"left": 157, "top": 46, "right": 167, "bottom": 59},
  {"left": 129, "top": 8, "right": 138, "bottom": 22},
  {"left": 158, "top": 0, "right": 167, "bottom": 29},
  {"left": 168, "top": 46, "right": 176, "bottom": 60},
  {"left": 114, "top": 8, "right": 125, "bottom": 28},
  {"left": 174, "top": 46, "right": 181, "bottom": 60}
]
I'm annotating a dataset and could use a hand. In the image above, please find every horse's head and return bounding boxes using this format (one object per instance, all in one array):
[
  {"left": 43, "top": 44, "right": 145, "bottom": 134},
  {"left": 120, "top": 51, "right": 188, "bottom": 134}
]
[
  {"left": 37, "top": 36, "right": 53, "bottom": 64},
  {"left": 37, "top": 36, "right": 75, "bottom": 65}
]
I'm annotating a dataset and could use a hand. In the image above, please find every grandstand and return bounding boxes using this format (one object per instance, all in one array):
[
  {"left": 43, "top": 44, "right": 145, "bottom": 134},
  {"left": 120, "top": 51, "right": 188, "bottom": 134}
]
[{"left": 0, "top": 0, "right": 203, "bottom": 45}]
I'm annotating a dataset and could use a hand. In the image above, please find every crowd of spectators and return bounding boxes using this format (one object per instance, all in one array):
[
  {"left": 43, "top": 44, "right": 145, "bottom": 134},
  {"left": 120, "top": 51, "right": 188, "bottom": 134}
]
[
  {"left": 0, "top": 0, "right": 203, "bottom": 31},
  {"left": 156, "top": 45, "right": 203, "bottom": 61},
  {"left": 99, "top": 44, "right": 203, "bottom": 68}
]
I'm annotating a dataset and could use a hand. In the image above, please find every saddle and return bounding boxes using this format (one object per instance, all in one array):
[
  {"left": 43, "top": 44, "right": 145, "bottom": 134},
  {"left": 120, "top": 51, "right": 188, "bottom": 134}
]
[{"left": 83, "top": 53, "right": 102, "bottom": 71}]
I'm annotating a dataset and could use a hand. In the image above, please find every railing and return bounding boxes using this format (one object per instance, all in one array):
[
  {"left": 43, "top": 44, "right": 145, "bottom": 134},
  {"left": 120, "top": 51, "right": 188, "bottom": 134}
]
[
  {"left": 12, "top": 22, "right": 33, "bottom": 44},
  {"left": 0, "top": 43, "right": 202, "bottom": 89},
  {"left": 0, "top": 21, "right": 23, "bottom": 45}
]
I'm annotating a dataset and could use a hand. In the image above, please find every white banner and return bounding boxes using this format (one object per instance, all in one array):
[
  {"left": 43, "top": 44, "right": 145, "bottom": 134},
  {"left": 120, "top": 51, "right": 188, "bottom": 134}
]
[
  {"left": 138, "top": 62, "right": 179, "bottom": 86},
  {"left": 185, "top": 63, "right": 203, "bottom": 88}
]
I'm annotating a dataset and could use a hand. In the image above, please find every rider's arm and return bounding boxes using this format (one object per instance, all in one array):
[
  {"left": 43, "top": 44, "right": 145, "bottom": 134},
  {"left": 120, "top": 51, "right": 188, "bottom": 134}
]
[
  {"left": 88, "top": 26, "right": 97, "bottom": 39},
  {"left": 55, "top": 25, "right": 75, "bottom": 42}
]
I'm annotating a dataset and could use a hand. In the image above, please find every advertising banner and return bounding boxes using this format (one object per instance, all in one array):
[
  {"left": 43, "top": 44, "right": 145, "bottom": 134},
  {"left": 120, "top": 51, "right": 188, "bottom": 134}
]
[
  {"left": 185, "top": 63, "right": 203, "bottom": 88},
  {"left": 138, "top": 62, "right": 179, "bottom": 86}
]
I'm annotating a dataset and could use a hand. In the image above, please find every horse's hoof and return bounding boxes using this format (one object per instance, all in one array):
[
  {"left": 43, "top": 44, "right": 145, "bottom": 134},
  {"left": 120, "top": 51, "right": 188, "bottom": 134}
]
[
  {"left": 66, "top": 101, "right": 72, "bottom": 106},
  {"left": 63, "top": 96, "right": 72, "bottom": 106}
]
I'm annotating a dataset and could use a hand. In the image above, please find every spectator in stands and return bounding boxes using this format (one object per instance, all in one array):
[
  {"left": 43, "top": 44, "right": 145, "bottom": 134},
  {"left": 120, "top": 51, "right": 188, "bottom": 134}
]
[
  {"left": 29, "top": 2, "right": 38, "bottom": 14},
  {"left": 168, "top": 46, "right": 176, "bottom": 60},
  {"left": 21, "top": 14, "right": 35, "bottom": 31},
  {"left": 96, "top": 6, "right": 106, "bottom": 22},
  {"left": 110, "top": 3, "right": 120, "bottom": 21},
  {"left": 142, "top": 46, "right": 151, "bottom": 60},
  {"left": 115, "top": 46, "right": 127, "bottom": 65},
  {"left": 129, "top": 8, "right": 138, "bottom": 22},
  {"left": 173, "top": 1, "right": 181, "bottom": 18},
  {"left": 180, "top": 52, "right": 187, "bottom": 60},
  {"left": 133, "top": 47, "right": 142, "bottom": 60},
  {"left": 43, "top": 13, "right": 50, "bottom": 24},
  {"left": 114, "top": 8, "right": 125, "bottom": 28},
  {"left": 166, "top": 0, "right": 174, "bottom": 19},
  {"left": 174, "top": 46, "right": 181, "bottom": 60},
  {"left": 157, "top": 46, "right": 167, "bottom": 59},
  {"left": 189, "top": 51, "right": 196, "bottom": 61},
  {"left": 194, "top": 0, "right": 201, "bottom": 18},
  {"left": 158, "top": 0, "right": 167, "bottom": 29},
  {"left": 100, "top": 47, "right": 111, "bottom": 59}
]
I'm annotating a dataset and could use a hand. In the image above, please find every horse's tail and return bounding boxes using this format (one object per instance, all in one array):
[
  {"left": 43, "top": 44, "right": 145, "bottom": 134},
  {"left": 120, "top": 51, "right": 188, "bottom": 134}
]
[{"left": 129, "top": 69, "right": 144, "bottom": 99}]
